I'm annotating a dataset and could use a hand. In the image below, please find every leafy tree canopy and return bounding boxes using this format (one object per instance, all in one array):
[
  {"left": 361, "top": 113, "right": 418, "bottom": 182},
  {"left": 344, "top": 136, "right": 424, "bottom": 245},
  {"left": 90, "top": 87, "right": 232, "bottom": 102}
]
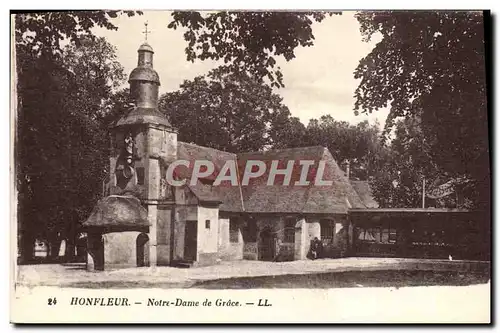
[
  {"left": 354, "top": 11, "right": 489, "bottom": 209},
  {"left": 168, "top": 11, "right": 340, "bottom": 88},
  {"left": 370, "top": 113, "right": 475, "bottom": 209},
  {"left": 15, "top": 11, "right": 133, "bottom": 261},
  {"left": 159, "top": 65, "right": 292, "bottom": 153},
  {"left": 15, "top": 10, "right": 140, "bottom": 57},
  {"left": 301, "top": 116, "right": 389, "bottom": 180}
]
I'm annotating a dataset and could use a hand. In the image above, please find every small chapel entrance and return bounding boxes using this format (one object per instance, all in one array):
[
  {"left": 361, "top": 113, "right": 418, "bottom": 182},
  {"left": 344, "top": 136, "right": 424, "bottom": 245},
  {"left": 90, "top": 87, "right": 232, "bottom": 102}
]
[
  {"left": 87, "top": 233, "right": 104, "bottom": 271},
  {"left": 259, "top": 227, "right": 276, "bottom": 261},
  {"left": 136, "top": 233, "right": 149, "bottom": 267},
  {"left": 184, "top": 221, "right": 197, "bottom": 262}
]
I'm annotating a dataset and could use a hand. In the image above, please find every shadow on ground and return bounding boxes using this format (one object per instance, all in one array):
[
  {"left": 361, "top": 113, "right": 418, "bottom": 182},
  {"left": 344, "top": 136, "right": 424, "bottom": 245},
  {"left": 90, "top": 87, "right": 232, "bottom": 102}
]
[
  {"left": 62, "top": 269, "right": 490, "bottom": 289},
  {"left": 191, "top": 270, "right": 491, "bottom": 289}
]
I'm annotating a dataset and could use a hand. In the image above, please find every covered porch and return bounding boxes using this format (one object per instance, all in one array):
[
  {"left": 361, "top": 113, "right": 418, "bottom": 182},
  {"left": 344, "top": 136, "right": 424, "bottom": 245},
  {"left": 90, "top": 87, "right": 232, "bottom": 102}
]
[{"left": 348, "top": 208, "right": 490, "bottom": 261}]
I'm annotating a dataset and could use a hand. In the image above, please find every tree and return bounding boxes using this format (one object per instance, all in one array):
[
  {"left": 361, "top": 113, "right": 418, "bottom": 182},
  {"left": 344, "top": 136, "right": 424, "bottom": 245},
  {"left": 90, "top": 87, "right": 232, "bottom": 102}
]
[
  {"left": 15, "top": 12, "right": 134, "bottom": 262},
  {"left": 15, "top": 11, "right": 139, "bottom": 57},
  {"left": 62, "top": 36, "right": 126, "bottom": 120},
  {"left": 16, "top": 52, "right": 76, "bottom": 261},
  {"left": 297, "top": 116, "right": 388, "bottom": 180},
  {"left": 58, "top": 37, "right": 126, "bottom": 259},
  {"left": 371, "top": 113, "right": 474, "bottom": 209},
  {"left": 354, "top": 11, "right": 489, "bottom": 209},
  {"left": 159, "top": 66, "right": 292, "bottom": 153},
  {"left": 370, "top": 114, "right": 437, "bottom": 208},
  {"left": 268, "top": 115, "right": 307, "bottom": 150},
  {"left": 168, "top": 11, "right": 340, "bottom": 88}
]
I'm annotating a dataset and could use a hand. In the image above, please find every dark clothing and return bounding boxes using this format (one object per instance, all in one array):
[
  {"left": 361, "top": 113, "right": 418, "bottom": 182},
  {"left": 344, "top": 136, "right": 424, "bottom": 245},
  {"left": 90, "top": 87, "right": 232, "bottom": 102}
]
[{"left": 308, "top": 238, "right": 323, "bottom": 260}]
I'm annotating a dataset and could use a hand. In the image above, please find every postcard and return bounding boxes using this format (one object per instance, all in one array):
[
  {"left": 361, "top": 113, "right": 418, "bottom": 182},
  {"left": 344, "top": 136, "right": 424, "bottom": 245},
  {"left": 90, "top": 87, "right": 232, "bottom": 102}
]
[{"left": 10, "top": 10, "right": 491, "bottom": 324}]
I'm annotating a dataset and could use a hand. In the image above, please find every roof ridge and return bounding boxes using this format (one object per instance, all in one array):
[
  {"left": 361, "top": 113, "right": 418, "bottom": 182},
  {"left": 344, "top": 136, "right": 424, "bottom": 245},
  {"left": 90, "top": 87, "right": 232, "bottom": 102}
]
[
  {"left": 178, "top": 141, "right": 237, "bottom": 156},
  {"left": 238, "top": 145, "right": 327, "bottom": 156}
]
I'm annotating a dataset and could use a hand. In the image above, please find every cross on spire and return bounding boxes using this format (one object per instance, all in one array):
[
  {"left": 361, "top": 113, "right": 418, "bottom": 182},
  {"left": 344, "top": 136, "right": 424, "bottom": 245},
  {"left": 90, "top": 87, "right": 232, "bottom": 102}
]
[{"left": 142, "top": 22, "right": 151, "bottom": 41}]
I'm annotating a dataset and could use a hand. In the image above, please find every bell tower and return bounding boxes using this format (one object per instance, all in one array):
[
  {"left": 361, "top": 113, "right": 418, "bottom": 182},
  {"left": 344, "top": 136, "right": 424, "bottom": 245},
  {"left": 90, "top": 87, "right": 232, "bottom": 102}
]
[{"left": 108, "top": 25, "right": 178, "bottom": 267}]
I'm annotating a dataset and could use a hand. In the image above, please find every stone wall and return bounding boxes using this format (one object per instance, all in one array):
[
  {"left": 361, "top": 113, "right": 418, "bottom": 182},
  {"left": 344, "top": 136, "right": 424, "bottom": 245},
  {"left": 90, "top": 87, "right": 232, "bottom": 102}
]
[
  {"left": 294, "top": 218, "right": 307, "bottom": 260},
  {"left": 197, "top": 206, "right": 219, "bottom": 265},
  {"left": 156, "top": 207, "right": 172, "bottom": 265},
  {"left": 243, "top": 242, "right": 258, "bottom": 260},
  {"left": 173, "top": 218, "right": 186, "bottom": 261},
  {"left": 217, "top": 217, "right": 244, "bottom": 261},
  {"left": 147, "top": 127, "right": 177, "bottom": 164},
  {"left": 102, "top": 231, "right": 142, "bottom": 269},
  {"left": 278, "top": 243, "right": 295, "bottom": 261}
]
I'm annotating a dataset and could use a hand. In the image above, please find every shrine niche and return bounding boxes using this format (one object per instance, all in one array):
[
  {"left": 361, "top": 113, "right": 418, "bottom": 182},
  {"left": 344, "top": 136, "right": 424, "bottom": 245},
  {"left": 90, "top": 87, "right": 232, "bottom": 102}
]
[
  {"left": 107, "top": 129, "right": 146, "bottom": 198},
  {"left": 115, "top": 132, "right": 136, "bottom": 190}
]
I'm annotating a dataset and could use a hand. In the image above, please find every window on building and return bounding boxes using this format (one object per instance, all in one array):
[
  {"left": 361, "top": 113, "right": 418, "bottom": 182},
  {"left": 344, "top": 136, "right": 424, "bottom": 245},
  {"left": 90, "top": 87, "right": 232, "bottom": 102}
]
[
  {"left": 358, "top": 227, "right": 379, "bottom": 242},
  {"left": 358, "top": 226, "right": 396, "bottom": 244},
  {"left": 205, "top": 220, "right": 210, "bottom": 229},
  {"left": 284, "top": 217, "right": 295, "bottom": 243},
  {"left": 320, "top": 219, "right": 335, "bottom": 245},
  {"left": 230, "top": 218, "right": 239, "bottom": 243},
  {"left": 411, "top": 227, "right": 449, "bottom": 246},
  {"left": 389, "top": 229, "right": 397, "bottom": 243}
]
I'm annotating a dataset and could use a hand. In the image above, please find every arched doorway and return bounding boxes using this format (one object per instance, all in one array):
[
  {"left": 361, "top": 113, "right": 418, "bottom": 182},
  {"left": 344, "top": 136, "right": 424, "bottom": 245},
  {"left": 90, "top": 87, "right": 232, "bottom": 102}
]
[
  {"left": 258, "top": 227, "right": 276, "bottom": 261},
  {"left": 136, "top": 233, "right": 149, "bottom": 267},
  {"left": 87, "top": 233, "right": 104, "bottom": 271}
]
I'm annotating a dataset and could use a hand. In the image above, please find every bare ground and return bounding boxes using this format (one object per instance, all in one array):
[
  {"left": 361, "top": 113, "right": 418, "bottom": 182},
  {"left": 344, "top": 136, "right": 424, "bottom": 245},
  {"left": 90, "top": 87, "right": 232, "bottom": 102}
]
[{"left": 14, "top": 257, "right": 490, "bottom": 289}]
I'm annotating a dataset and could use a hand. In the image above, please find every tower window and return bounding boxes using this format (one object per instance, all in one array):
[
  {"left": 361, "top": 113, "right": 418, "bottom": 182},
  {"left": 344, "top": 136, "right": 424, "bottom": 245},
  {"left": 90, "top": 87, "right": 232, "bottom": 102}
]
[{"left": 205, "top": 220, "right": 210, "bottom": 229}]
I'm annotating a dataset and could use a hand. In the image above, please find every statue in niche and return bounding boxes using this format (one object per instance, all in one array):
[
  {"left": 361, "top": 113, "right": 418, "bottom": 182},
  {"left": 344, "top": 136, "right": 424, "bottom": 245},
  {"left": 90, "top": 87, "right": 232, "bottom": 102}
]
[{"left": 115, "top": 132, "right": 137, "bottom": 190}]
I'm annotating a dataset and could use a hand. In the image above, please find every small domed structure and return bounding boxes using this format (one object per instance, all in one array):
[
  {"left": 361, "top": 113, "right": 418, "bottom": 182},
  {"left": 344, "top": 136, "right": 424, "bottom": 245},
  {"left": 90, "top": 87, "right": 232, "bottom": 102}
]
[
  {"left": 83, "top": 195, "right": 150, "bottom": 232},
  {"left": 128, "top": 42, "right": 160, "bottom": 84},
  {"left": 129, "top": 66, "right": 160, "bottom": 83},
  {"left": 138, "top": 42, "right": 154, "bottom": 53}
]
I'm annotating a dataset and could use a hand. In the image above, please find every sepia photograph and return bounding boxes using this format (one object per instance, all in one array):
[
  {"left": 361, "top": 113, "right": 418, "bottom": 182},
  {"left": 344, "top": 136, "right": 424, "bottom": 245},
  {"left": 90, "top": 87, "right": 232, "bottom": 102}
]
[{"left": 10, "top": 9, "right": 491, "bottom": 324}]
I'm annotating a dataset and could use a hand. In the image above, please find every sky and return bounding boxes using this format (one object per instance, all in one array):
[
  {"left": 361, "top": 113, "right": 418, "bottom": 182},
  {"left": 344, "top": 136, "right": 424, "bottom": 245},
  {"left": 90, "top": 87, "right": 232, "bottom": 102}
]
[{"left": 93, "top": 11, "right": 390, "bottom": 127}]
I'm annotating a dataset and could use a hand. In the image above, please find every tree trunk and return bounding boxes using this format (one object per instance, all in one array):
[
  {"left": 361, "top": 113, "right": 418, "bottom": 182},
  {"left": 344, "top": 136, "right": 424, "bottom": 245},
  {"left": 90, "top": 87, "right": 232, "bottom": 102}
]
[
  {"left": 65, "top": 219, "right": 78, "bottom": 262},
  {"left": 65, "top": 238, "right": 76, "bottom": 262},
  {"left": 19, "top": 232, "right": 35, "bottom": 264},
  {"left": 47, "top": 235, "right": 61, "bottom": 261}
]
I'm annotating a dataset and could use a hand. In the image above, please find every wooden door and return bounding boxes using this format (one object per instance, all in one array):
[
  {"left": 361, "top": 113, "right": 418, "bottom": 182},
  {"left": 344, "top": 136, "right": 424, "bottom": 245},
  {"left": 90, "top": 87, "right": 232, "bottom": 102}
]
[
  {"left": 184, "top": 221, "right": 197, "bottom": 262},
  {"left": 259, "top": 228, "right": 275, "bottom": 261}
]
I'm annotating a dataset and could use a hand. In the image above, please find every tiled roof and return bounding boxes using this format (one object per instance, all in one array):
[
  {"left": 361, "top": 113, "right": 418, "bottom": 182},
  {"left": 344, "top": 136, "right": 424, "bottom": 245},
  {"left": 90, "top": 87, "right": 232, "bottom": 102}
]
[
  {"left": 350, "top": 180, "right": 379, "bottom": 208},
  {"left": 176, "top": 143, "right": 365, "bottom": 214},
  {"left": 177, "top": 142, "right": 244, "bottom": 211}
]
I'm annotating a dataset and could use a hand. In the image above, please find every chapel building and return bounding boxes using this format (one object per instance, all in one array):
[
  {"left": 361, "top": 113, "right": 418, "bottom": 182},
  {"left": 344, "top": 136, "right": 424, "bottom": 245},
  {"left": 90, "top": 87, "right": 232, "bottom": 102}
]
[{"left": 82, "top": 42, "right": 488, "bottom": 270}]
